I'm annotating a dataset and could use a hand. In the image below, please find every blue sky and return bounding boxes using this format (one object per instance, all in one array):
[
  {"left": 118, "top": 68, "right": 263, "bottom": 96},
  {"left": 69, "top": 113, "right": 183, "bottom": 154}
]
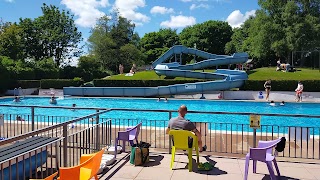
[
  {"left": 1, "top": 0, "right": 259, "bottom": 39},
  {"left": 0, "top": 0, "right": 259, "bottom": 65}
]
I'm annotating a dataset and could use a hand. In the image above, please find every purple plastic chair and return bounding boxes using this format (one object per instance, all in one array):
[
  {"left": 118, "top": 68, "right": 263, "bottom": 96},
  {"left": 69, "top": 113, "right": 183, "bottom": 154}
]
[
  {"left": 244, "top": 138, "right": 282, "bottom": 180},
  {"left": 114, "top": 122, "right": 142, "bottom": 157}
]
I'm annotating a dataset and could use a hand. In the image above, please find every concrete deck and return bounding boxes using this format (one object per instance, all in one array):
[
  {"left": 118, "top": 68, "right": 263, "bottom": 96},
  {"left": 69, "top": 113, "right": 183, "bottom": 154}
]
[{"left": 100, "top": 150, "right": 320, "bottom": 180}]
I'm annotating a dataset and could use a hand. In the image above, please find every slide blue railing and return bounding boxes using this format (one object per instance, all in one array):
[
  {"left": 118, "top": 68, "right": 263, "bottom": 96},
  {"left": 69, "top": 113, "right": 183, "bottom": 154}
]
[{"left": 63, "top": 45, "right": 248, "bottom": 97}]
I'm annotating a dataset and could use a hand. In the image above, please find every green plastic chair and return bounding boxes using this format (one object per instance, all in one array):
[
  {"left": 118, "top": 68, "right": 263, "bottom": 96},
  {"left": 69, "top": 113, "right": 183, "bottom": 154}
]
[{"left": 169, "top": 130, "right": 199, "bottom": 172}]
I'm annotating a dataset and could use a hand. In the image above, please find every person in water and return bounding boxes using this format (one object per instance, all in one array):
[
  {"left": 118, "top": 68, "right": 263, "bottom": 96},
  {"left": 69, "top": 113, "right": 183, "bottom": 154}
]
[
  {"left": 269, "top": 100, "right": 276, "bottom": 106},
  {"left": 264, "top": 79, "right": 271, "bottom": 101},
  {"left": 71, "top": 104, "right": 76, "bottom": 111},
  {"left": 16, "top": 116, "right": 25, "bottom": 121},
  {"left": 280, "top": 101, "right": 285, "bottom": 106},
  {"left": 13, "top": 96, "right": 20, "bottom": 102},
  {"left": 50, "top": 96, "right": 57, "bottom": 104}
]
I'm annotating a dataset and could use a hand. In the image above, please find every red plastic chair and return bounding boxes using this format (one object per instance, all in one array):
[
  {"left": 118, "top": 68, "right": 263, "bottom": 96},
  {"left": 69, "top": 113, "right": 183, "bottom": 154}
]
[
  {"left": 244, "top": 138, "right": 282, "bottom": 180},
  {"left": 114, "top": 122, "right": 142, "bottom": 158}
]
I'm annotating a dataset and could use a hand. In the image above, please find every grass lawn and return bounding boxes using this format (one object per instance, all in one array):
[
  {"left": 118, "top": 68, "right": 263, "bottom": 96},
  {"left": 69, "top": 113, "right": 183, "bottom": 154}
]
[
  {"left": 105, "top": 67, "right": 320, "bottom": 80},
  {"left": 248, "top": 67, "right": 320, "bottom": 80},
  {"left": 105, "top": 69, "right": 215, "bottom": 80}
]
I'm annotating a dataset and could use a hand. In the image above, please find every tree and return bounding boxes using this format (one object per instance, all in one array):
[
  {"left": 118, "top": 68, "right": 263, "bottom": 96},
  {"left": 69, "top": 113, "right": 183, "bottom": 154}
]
[
  {"left": 140, "top": 28, "right": 179, "bottom": 64},
  {"left": 225, "top": 0, "right": 320, "bottom": 67},
  {"left": 77, "top": 55, "right": 108, "bottom": 81},
  {"left": 88, "top": 13, "right": 143, "bottom": 73},
  {"left": 20, "top": 3, "right": 82, "bottom": 66},
  {"left": 180, "top": 20, "right": 233, "bottom": 55},
  {"left": 120, "top": 44, "right": 145, "bottom": 72},
  {"left": 0, "top": 23, "right": 24, "bottom": 60}
]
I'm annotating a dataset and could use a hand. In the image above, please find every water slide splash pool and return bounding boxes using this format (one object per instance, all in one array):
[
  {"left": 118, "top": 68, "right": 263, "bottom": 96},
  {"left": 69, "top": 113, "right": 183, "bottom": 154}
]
[{"left": 63, "top": 45, "right": 249, "bottom": 97}]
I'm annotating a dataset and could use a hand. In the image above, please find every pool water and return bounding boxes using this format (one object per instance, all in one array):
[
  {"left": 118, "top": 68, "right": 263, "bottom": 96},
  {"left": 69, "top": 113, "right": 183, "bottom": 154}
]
[{"left": 0, "top": 97, "right": 320, "bottom": 129}]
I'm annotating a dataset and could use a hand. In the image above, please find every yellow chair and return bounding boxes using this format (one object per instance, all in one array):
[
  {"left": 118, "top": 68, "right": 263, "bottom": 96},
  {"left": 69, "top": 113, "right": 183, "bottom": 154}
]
[
  {"left": 30, "top": 171, "right": 58, "bottom": 180},
  {"left": 58, "top": 148, "right": 105, "bottom": 180},
  {"left": 169, "top": 130, "right": 199, "bottom": 172}
]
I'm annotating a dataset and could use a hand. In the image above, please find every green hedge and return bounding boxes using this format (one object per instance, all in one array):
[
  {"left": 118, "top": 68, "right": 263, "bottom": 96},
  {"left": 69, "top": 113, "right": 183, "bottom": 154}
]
[
  {"left": 240, "top": 80, "right": 320, "bottom": 92},
  {"left": 9, "top": 80, "right": 41, "bottom": 89},
  {"left": 93, "top": 79, "right": 205, "bottom": 87},
  {"left": 40, "top": 79, "right": 84, "bottom": 89}
]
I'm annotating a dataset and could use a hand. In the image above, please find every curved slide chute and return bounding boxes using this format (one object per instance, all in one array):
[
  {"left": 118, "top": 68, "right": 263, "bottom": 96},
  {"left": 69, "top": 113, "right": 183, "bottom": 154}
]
[{"left": 63, "top": 45, "right": 248, "bottom": 97}]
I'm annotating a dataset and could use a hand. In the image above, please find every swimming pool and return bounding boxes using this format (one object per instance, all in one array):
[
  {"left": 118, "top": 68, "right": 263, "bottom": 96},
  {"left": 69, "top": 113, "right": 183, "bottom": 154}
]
[{"left": 0, "top": 97, "right": 320, "bottom": 129}]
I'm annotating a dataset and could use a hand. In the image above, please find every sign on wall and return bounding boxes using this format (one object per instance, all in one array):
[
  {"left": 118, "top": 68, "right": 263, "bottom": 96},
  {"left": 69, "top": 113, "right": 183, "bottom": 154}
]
[{"left": 185, "top": 85, "right": 196, "bottom": 89}]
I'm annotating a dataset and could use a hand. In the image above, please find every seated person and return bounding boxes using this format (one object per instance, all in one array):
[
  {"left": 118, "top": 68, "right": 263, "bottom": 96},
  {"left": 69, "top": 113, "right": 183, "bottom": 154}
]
[
  {"left": 13, "top": 96, "right": 20, "bottom": 102},
  {"left": 50, "top": 96, "right": 57, "bottom": 104},
  {"left": 166, "top": 105, "right": 207, "bottom": 152},
  {"left": 269, "top": 100, "right": 276, "bottom": 106},
  {"left": 280, "top": 101, "right": 285, "bottom": 106}
]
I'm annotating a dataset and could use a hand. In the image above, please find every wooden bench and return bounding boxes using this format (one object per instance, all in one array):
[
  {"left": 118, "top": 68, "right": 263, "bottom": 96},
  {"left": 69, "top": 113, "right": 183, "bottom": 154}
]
[{"left": 0, "top": 136, "right": 60, "bottom": 180}]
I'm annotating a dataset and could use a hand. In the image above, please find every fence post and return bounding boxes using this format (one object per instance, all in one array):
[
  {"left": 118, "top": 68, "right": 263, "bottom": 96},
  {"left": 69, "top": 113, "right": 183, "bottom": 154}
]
[
  {"left": 168, "top": 112, "right": 172, "bottom": 154},
  {"left": 253, "top": 129, "right": 257, "bottom": 148},
  {"left": 95, "top": 110, "right": 100, "bottom": 150},
  {"left": 31, "top": 107, "right": 35, "bottom": 131},
  {"left": 63, "top": 124, "right": 68, "bottom": 167}
]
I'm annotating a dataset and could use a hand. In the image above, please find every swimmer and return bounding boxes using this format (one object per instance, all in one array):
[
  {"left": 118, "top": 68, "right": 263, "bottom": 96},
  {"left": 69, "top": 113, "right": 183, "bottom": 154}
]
[
  {"left": 13, "top": 96, "right": 20, "bottom": 102},
  {"left": 50, "top": 96, "right": 57, "bottom": 104},
  {"left": 71, "top": 104, "right": 76, "bottom": 111},
  {"left": 280, "top": 101, "right": 285, "bottom": 106},
  {"left": 269, "top": 100, "right": 276, "bottom": 106},
  {"left": 16, "top": 116, "right": 25, "bottom": 121},
  {"left": 165, "top": 97, "right": 168, "bottom": 102},
  {"left": 157, "top": 97, "right": 160, "bottom": 102}
]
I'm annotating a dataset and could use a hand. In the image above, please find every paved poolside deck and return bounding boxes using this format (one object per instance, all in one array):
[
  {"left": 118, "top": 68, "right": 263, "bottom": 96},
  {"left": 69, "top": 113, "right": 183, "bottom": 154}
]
[{"left": 100, "top": 150, "right": 320, "bottom": 180}]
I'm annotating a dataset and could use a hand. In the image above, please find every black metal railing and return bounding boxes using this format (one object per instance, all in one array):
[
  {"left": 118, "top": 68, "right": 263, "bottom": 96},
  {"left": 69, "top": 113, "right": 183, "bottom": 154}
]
[
  {"left": 0, "top": 109, "right": 112, "bottom": 179},
  {"left": 0, "top": 105, "right": 320, "bottom": 177}
]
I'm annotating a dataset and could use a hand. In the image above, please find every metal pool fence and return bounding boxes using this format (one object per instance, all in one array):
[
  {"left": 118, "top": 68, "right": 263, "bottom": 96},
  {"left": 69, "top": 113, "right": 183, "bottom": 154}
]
[
  {"left": 0, "top": 109, "right": 112, "bottom": 180},
  {"left": 0, "top": 104, "right": 320, "bottom": 179}
]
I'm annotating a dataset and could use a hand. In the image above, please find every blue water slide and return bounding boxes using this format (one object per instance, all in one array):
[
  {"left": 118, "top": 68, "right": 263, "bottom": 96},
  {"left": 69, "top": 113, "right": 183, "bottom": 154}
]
[{"left": 63, "top": 46, "right": 248, "bottom": 97}]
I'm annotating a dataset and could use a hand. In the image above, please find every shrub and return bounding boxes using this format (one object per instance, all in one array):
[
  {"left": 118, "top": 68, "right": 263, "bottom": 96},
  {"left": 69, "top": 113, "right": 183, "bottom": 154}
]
[
  {"left": 0, "top": 63, "right": 11, "bottom": 94},
  {"left": 93, "top": 79, "right": 205, "bottom": 87},
  {"left": 9, "top": 80, "right": 41, "bottom": 89},
  {"left": 40, "top": 79, "right": 84, "bottom": 89},
  {"left": 240, "top": 80, "right": 320, "bottom": 92}
]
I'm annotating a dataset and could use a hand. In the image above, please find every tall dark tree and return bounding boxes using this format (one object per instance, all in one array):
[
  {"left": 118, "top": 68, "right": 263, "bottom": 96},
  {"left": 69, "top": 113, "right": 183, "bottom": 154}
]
[
  {"left": 180, "top": 20, "right": 233, "bottom": 55},
  {"left": 20, "top": 3, "right": 82, "bottom": 66},
  {"left": 0, "top": 23, "right": 24, "bottom": 60},
  {"left": 140, "top": 28, "right": 179, "bottom": 64},
  {"left": 88, "top": 12, "right": 143, "bottom": 73}
]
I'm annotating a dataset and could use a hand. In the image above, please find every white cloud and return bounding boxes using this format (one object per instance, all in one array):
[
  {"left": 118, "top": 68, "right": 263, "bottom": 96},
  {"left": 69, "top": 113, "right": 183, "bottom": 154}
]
[
  {"left": 5, "top": 0, "right": 14, "bottom": 2},
  {"left": 180, "top": 0, "right": 192, "bottom": 2},
  {"left": 160, "top": 15, "right": 196, "bottom": 28},
  {"left": 150, "top": 6, "right": 174, "bottom": 15},
  {"left": 113, "top": 0, "right": 150, "bottom": 25},
  {"left": 61, "top": 0, "right": 109, "bottom": 28},
  {"left": 190, "top": 3, "right": 209, "bottom": 10},
  {"left": 226, "top": 10, "right": 256, "bottom": 28}
]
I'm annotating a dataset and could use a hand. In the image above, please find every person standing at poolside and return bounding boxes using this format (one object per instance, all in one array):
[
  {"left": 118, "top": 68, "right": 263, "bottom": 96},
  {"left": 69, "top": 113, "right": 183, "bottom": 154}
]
[
  {"left": 166, "top": 105, "right": 207, "bottom": 152},
  {"left": 264, "top": 79, "right": 271, "bottom": 101},
  {"left": 295, "top": 81, "right": 304, "bottom": 102}
]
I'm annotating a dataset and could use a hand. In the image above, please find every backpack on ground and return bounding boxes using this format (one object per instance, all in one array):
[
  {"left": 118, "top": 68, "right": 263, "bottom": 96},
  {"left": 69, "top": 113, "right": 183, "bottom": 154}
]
[{"left": 275, "top": 137, "right": 286, "bottom": 152}]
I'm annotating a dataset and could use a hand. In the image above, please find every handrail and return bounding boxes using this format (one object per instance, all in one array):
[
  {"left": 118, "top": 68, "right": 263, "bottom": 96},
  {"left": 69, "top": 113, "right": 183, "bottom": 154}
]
[
  {"left": 1, "top": 104, "right": 320, "bottom": 118},
  {"left": 0, "top": 104, "right": 105, "bottom": 110},
  {"left": 0, "top": 109, "right": 111, "bottom": 146}
]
